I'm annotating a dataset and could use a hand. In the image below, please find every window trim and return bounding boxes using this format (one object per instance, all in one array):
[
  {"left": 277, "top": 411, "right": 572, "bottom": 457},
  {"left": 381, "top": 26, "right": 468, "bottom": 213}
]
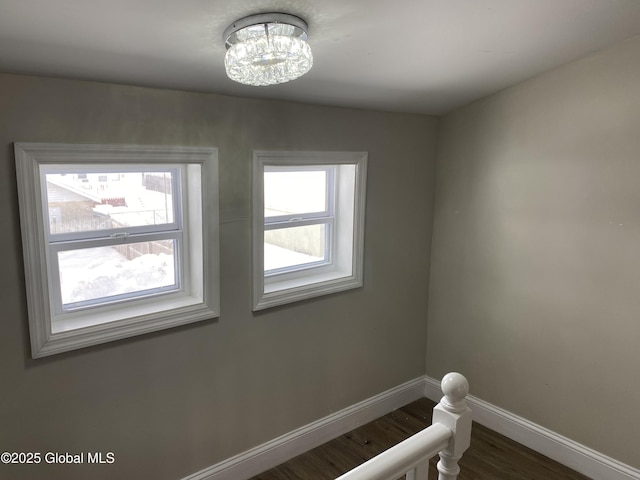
[
  {"left": 15, "top": 143, "right": 220, "bottom": 358},
  {"left": 252, "top": 150, "right": 367, "bottom": 311}
]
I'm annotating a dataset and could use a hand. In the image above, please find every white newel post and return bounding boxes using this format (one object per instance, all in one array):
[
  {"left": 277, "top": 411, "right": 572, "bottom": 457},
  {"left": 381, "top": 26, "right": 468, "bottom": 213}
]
[{"left": 432, "top": 373, "right": 472, "bottom": 480}]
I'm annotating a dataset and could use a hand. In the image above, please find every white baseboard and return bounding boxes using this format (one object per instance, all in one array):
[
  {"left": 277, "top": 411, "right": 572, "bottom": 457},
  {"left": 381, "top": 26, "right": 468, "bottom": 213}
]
[
  {"left": 183, "top": 377, "right": 426, "bottom": 480},
  {"left": 424, "top": 376, "right": 640, "bottom": 480}
]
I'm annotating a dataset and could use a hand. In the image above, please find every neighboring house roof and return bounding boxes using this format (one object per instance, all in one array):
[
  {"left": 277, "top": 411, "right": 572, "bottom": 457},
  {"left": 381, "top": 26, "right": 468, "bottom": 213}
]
[{"left": 46, "top": 180, "right": 99, "bottom": 203}]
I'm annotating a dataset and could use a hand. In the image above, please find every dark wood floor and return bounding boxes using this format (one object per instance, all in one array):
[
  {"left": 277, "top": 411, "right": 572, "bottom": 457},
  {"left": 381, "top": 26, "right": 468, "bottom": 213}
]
[{"left": 250, "top": 398, "right": 592, "bottom": 480}]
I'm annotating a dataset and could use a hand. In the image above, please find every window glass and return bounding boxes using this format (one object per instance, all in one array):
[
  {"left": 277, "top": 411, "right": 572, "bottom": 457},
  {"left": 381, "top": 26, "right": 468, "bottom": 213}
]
[
  {"left": 44, "top": 170, "right": 176, "bottom": 234},
  {"left": 264, "top": 224, "right": 327, "bottom": 272},
  {"left": 264, "top": 170, "right": 327, "bottom": 217},
  {"left": 57, "top": 240, "right": 177, "bottom": 309}
]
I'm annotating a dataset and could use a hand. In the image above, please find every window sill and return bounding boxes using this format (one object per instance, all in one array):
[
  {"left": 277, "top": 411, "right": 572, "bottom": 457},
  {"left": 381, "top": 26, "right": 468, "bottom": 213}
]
[
  {"left": 37, "top": 294, "right": 217, "bottom": 358},
  {"left": 255, "top": 269, "right": 362, "bottom": 311}
]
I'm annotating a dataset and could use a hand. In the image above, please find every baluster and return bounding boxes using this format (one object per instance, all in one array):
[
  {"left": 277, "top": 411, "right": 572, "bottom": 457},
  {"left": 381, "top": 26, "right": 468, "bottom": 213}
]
[
  {"left": 432, "top": 373, "right": 472, "bottom": 480},
  {"left": 406, "top": 466, "right": 417, "bottom": 480},
  {"left": 406, "top": 457, "right": 429, "bottom": 480},
  {"left": 416, "top": 458, "right": 430, "bottom": 480}
]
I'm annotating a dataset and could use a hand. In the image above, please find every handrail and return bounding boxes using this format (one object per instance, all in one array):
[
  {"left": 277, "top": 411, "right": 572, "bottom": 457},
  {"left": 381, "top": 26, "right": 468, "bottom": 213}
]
[
  {"left": 335, "top": 373, "right": 472, "bottom": 480},
  {"left": 334, "top": 423, "right": 451, "bottom": 480}
]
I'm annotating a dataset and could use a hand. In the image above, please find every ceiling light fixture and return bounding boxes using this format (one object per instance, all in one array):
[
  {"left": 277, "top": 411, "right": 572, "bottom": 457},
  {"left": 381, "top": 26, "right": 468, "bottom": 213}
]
[{"left": 223, "top": 13, "right": 313, "bottom": 86}]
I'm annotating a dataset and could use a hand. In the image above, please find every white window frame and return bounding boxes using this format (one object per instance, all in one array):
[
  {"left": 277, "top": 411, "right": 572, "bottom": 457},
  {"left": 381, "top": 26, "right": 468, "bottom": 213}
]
[
  {"left": 264, "top": 164, "right": 336, "bottom": 277},
  {"left": 15, "top": 143, "right": 219, "bottom": 358},
  {"left": 252, "top": 150, "right": 367, "bottom": 311},
  {"left": 45, "top": 164, "right": 185, "bottom": 315}
]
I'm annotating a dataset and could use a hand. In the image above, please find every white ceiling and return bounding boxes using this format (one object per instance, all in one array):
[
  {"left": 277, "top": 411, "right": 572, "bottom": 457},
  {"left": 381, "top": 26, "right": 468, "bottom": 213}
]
[{"left": 1, "top": 0, "right": 640, "bottom": 115}]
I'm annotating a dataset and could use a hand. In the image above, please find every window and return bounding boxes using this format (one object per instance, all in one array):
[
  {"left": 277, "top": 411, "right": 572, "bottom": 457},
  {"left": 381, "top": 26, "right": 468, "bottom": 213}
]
[
  {"left": 252, "top": 151, "right": 367, "bottom": 310},
  {"left": 15, "top": 143, "right": 219, "bottom": 358}
]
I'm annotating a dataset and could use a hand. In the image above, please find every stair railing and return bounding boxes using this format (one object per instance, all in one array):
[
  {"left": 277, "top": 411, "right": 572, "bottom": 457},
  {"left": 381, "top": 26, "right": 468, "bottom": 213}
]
[{"left": 335, "top": 372, "right": 472, "bottom": 480}]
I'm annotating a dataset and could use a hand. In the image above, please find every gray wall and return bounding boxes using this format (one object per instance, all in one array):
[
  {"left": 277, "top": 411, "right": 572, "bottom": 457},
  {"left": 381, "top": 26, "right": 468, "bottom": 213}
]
[
  {"left": 0, "top": 73, "right": 438, "bottom": 479},
  {"left": 427, "top": 35, "right": 640, "bottom": 468}
]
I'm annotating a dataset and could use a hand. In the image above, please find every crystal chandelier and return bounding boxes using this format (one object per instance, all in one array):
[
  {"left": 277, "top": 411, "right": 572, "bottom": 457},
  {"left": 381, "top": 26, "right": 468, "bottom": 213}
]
[{"left": 223, "top": 13, "right": 313, "bottom": 86}]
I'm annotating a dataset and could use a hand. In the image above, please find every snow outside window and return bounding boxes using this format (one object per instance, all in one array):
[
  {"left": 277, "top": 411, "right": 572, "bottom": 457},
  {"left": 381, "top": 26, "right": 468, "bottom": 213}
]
[
  {"left": 15, "top": 143, "right": 219, "bottom": 358},
  {"left": 252, "top": 151, "right": 367, "bottom": 311}
]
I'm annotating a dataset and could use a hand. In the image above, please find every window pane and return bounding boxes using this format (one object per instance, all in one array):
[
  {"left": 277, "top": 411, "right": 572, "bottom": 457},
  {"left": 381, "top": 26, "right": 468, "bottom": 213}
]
[
  {"left": 57, "top": 240, "right": 177, "bottom": 308},
  {"left": 45, "top": 171, "right": 175, "bottom": 234},
  {"left": 265, "top": 224, "right": 327, "bottom": 271},
  {"left": 264, "top": 170, "right": 327, "bottom": 217}
]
